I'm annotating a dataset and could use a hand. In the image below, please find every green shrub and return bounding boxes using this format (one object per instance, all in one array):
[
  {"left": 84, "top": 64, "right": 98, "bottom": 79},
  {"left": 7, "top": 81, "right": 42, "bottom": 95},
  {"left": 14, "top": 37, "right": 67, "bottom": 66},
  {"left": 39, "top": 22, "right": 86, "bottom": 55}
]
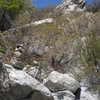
[
  {"left": 0, "top": 0, "right": 32, "bottom": 13},
  {"left": 78, "top": 30, "right": 100, "bottom": 67}
]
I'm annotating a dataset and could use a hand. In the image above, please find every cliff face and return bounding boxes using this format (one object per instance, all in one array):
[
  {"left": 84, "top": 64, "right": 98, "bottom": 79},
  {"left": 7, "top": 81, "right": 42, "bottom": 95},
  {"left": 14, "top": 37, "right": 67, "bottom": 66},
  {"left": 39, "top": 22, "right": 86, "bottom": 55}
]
[{"left": 56, "top": 0, "right": 86, "bottom": 14}]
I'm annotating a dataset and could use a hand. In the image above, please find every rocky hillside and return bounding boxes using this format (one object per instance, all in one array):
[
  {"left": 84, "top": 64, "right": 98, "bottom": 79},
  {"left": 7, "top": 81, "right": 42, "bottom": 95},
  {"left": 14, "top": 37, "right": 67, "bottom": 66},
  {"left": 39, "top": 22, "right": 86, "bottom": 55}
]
[{"left": 0, "top": 0, "right": 100, "bottom": 100}]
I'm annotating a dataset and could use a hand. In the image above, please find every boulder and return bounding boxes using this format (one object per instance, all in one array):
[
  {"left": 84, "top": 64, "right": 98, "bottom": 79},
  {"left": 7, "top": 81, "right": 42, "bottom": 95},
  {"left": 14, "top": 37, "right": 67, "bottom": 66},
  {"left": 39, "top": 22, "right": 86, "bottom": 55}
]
[
  {"left": 53, "top": 90, "right": 75, "bottom": 100},
  {"left": 10, "top": 58, "right": 24, "bottom": 70},
  {"left": 28, "top": 66, "right": 47, "bottom": 82},
  {"left": 28, "top": 40, "right": 45, "bottom": 56},
  {"left": 43, "top": 71, "right": 79, "bottom": 93},
  {"left": 5, "top": 64, "right": 54, "bottom": 100},
  {"left": 13, "top": 61, "right": 24, "bottom": 70}
]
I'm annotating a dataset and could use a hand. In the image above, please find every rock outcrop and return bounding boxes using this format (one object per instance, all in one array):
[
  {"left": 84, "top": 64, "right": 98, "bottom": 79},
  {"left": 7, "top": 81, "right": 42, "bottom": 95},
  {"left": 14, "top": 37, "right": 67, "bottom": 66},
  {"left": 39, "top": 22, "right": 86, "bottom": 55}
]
[
  {"left": 6, "top": 18, "right": 55, "bottom": 33},
  {"left": 56, "top": 0, "right": 86, "bottom": 14}
]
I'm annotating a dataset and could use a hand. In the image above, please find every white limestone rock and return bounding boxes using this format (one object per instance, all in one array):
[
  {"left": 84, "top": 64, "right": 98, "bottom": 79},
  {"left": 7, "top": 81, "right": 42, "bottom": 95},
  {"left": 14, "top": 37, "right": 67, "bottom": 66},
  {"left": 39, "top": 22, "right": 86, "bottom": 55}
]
[
  {"left": 5, "top": 64, "right": 54, "bottom": 100},
  {"left": 53, "top": 90, "right": 75, "bottom": 100},
  {"left": 44, "top": 71, "right": 79, "bottom": 93},
  {"left": 56, "top": 0, "right": 86, "bottom": 14}
]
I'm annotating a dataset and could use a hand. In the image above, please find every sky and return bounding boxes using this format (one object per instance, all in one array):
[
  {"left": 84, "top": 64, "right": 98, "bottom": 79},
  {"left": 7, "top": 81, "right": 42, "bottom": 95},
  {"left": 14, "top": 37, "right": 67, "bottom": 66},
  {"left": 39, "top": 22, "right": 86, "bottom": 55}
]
[
  {"left": 33, "top": 0, "right": 97, "bottom": 8},
  {"left": 33, "top": 0, "right": 62, "bottom": 8}
]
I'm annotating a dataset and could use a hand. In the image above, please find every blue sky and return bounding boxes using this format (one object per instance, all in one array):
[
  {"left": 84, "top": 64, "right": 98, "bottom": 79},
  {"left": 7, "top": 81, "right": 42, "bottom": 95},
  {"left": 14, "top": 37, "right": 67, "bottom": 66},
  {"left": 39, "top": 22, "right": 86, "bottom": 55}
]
[
  {"left": 33, "top": 0, "right": 97, "bottom": 8},
  {"left": 33, "top": 0, "right": 62, "bottom": 8}
]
